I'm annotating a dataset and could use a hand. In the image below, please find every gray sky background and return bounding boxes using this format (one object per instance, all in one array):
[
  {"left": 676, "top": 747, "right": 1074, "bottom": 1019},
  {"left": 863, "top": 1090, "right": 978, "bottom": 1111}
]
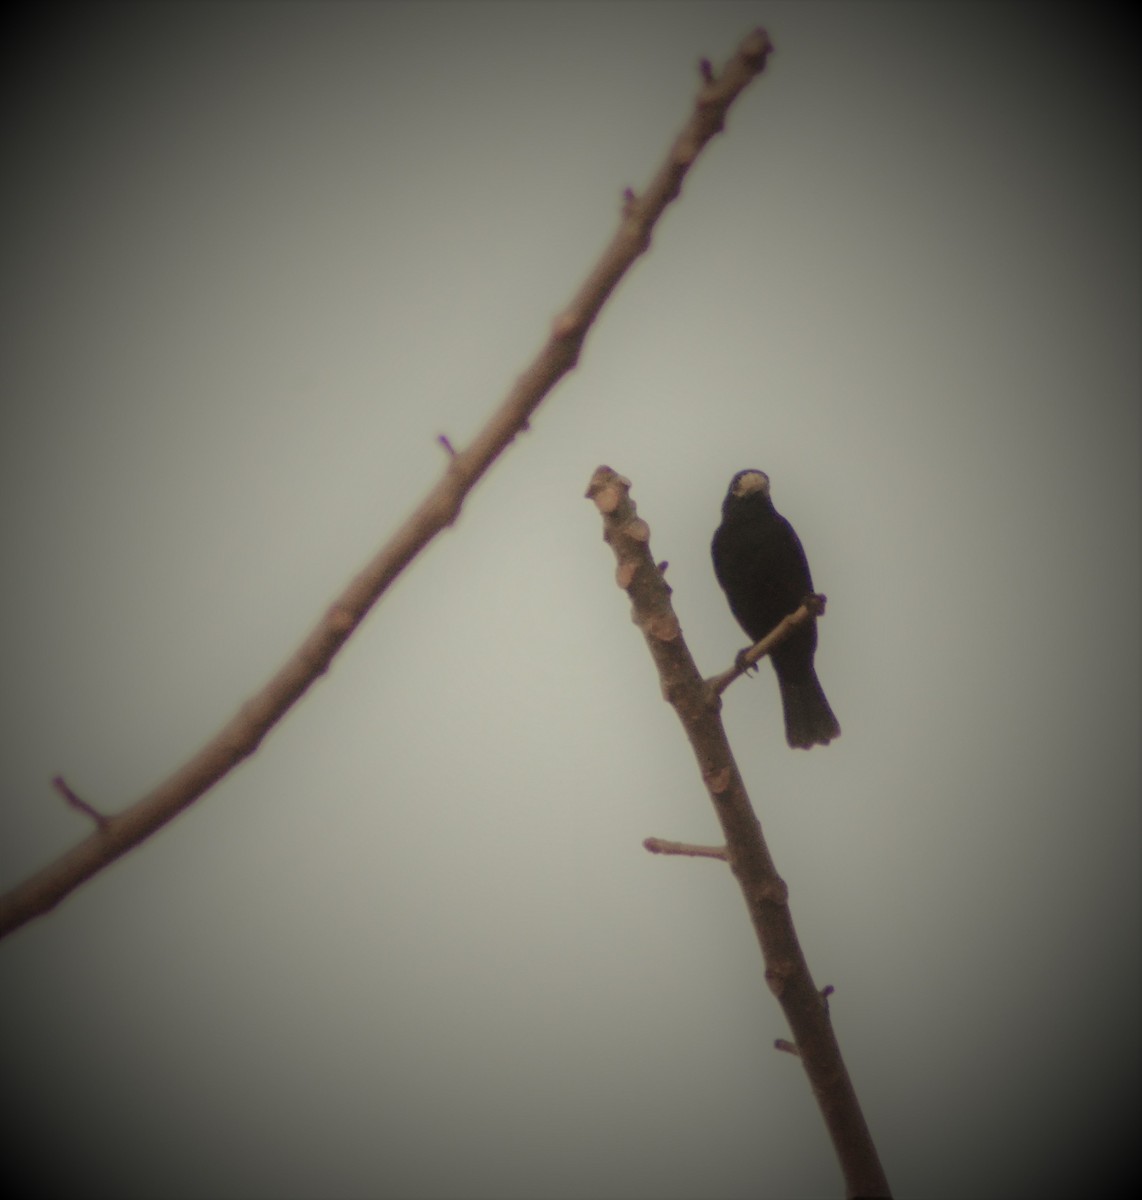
[{"left": 2, "top": 4, "right": 1138, "bottom": 1198}]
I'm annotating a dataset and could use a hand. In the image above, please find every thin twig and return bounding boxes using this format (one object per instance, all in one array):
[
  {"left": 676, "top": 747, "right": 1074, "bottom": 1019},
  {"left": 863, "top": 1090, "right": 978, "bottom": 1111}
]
[
  {"left": 0, "top": 29, "right": 775, "bottom": 941},
  {"left": 51, "top": 777, "right": 110, "bottom": 830},
  {"left": 643, "top": 837, "right": 728, "bottom": 860}
]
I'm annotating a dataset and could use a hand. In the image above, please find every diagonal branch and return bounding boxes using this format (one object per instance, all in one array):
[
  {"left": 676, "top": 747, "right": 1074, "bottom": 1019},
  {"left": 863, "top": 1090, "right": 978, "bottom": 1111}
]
[
  {"left": 707, "top": 593, "right": 827, "bottom": 695},
  {"left": 585, "top": 466, "right": 890, "bottom": 1200},
  {"left": 0, "top": 29, "right": 774, "bottom": 941}
]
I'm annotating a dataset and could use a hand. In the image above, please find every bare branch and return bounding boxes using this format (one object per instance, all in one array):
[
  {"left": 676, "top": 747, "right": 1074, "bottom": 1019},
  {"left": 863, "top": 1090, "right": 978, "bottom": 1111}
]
[
  {"left": 707, "top": 593, "right": 828, "bottom": 696},
  {"left": 586, "top": 466, "right": 891, "bottom": 1199},
  {"left": 0, "top": 29, "right": 775, "bottom": 941},
  {"left": 643, "top": 837, "right": 728, "bottom": 861}
]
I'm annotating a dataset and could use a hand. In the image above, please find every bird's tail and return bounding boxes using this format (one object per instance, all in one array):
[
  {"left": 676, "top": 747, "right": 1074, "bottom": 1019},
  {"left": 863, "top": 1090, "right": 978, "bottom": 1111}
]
[{"left": 778, "top": 669, "right": 841, "bottom": 749}]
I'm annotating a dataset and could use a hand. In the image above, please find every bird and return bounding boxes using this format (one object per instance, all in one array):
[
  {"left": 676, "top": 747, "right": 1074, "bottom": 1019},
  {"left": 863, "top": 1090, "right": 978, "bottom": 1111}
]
[{"left": 711, "top": 469, "right": 840, "bottom": 749}]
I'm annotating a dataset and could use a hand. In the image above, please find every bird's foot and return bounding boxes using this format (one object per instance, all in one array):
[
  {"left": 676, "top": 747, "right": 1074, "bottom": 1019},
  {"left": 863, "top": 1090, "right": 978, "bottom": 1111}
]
[{"left": 734, "top": 647, "right": 759, "bottom": 675}]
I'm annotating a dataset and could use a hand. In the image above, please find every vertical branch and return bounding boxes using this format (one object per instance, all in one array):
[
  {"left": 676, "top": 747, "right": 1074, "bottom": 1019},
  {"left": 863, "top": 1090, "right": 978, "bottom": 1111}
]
[{"left": 586, "top": 466, "right": 891, "bottom": 1199}]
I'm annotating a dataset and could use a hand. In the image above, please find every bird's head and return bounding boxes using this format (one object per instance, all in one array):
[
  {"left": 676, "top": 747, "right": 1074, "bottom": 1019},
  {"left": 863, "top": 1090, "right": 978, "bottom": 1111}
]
[
  {"left": 721, "top": 469, "right": 772, "bottom": 519},
  {"left": 728, "top": 469, "right": 770, "bottom": 499}
]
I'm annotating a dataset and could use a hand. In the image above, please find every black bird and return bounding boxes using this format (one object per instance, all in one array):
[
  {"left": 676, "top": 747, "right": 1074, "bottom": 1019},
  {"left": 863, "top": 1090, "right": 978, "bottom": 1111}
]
[{"left": 712, "top": 469, "right": 840, "bottom": 749}]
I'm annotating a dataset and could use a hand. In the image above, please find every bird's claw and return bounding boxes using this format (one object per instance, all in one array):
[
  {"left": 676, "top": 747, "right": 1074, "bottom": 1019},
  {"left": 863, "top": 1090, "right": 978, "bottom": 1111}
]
[{"left": 734, "top": 648, "right": 759, "bottom": 675}]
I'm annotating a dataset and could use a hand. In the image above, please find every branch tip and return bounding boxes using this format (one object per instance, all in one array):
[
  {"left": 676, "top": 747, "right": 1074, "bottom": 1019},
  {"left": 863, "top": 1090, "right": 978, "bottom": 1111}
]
[
  {"left": 585, "top": 467, "right": 629, "bottom": 514},
  {"left": 643, "top": 837, "right": 728, "bottom": 861},
  {"left": 437, "top": 434, "right": 457, "bottom": 457},
  {"left": 775, "top": 1038, "right": 800, "bottom": 1057},
  {"left": 742, "top": 28, "right": 774, "bottom": 64}
]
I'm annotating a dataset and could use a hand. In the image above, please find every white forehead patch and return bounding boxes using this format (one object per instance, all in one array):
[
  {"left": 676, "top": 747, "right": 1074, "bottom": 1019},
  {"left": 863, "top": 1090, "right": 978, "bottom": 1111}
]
[{"left": 734, "top": 470, "right": 770, "bottom": 498}]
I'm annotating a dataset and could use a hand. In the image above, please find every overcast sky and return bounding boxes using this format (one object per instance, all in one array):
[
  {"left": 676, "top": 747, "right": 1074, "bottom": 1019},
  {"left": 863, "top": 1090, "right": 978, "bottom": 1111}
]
[{"left": 2, "top": 4, "right": 1138, "bottom": 1198}]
